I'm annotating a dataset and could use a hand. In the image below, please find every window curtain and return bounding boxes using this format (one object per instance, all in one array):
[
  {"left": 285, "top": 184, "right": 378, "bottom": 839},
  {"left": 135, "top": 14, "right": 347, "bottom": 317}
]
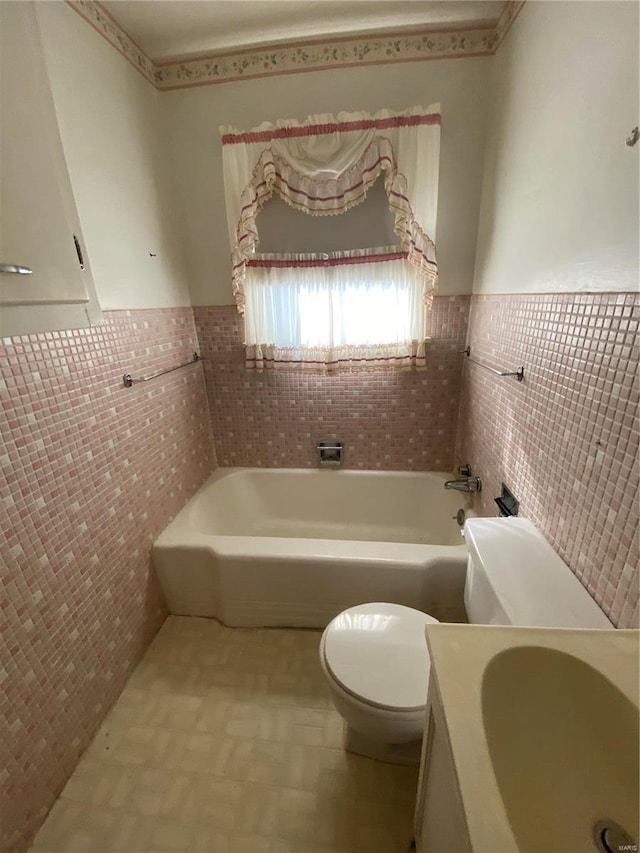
[
  {"left": 219, "top": 105, "right": 441, "bottom": 316},
  {"left": 243, "top": 247, "right": 426, "bottom": 371}
]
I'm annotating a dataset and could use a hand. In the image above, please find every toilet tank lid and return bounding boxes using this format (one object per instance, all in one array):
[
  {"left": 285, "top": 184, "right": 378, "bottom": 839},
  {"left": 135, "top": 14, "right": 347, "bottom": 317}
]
[
  {"left": 463, "top": 518, "right": 613, "bottom": 629},
  {"left": 323, "top": 603, "right": 438, "bottom": 711}
]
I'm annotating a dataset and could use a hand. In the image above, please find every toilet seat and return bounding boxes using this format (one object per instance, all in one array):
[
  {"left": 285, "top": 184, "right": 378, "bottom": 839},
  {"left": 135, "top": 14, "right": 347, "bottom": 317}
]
[{"left": 322, "top": 602, "right": 438, "bottom": 712}]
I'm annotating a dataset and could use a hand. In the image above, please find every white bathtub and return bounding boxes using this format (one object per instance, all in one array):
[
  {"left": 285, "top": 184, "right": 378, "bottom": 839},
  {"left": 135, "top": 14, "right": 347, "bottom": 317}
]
[{"left": 153, "top": 468, "right": 474, "bottom": 628}]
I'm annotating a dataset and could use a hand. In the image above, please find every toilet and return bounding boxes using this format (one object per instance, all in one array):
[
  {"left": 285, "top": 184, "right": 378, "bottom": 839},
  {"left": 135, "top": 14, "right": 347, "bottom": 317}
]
[
  {"left": 319, "top": 602, "right": 439, "bottom": 764},
  {"left": 319, "top": 517, "right": 613, "bottom": 765}
]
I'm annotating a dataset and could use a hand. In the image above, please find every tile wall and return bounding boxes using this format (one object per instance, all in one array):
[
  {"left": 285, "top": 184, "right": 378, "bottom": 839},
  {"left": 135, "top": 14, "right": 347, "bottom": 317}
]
[
  {"left": 3, "top": 290, "right": 638, "bottom": 851},
  {"left": 0, "top": 309, "right": 215, "bottom": 852},
  {"left": 457, "top": 292, "right": 639, "bottom": 628},
  {"left": 194, "top": 296, "right": 471, "bottom": 472}
]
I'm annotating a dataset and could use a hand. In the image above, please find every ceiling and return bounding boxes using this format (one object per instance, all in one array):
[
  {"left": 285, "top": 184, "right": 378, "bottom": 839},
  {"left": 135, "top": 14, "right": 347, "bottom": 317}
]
[{"left": 100, "top": 1, "right": 506, "bottom": 62}]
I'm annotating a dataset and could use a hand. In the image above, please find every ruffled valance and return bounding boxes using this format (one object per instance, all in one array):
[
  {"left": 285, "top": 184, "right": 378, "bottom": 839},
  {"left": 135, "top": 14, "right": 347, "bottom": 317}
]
[{"left": 220, "top": 106, "right": 441, "bottom": 313}]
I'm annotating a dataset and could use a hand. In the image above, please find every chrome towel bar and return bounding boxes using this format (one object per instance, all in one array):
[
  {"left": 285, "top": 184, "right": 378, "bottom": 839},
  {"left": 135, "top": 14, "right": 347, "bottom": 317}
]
[
  {"left": 459, "top": 346, "right": 524, "bottom": 381},
  {"left": 123, "top": 352, "right": 201, "bottom": 388}
]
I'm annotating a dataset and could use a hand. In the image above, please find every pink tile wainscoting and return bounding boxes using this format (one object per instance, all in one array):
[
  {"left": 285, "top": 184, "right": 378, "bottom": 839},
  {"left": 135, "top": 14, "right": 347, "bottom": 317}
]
[
  {"left": 193, "top": 296, "right": 471, "bottom": 472},
  {"left": 457, "top": 292, "right": 639, "bottom": 629},
  {"left": 2, "top": 290, "right": 638, "bottom": 852},
  {"left": 0, "top": 309, "right": 215, "bottom": 852}
]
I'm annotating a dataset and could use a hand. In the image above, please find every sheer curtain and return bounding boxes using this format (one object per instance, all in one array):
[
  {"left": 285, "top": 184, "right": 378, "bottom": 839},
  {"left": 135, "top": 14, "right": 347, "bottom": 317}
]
[
  {"left": 244, "top": 247, "right": 426, "bottom": 370},
  {"left": 219, "top": 105, "right": 441, "bottom": 370}
]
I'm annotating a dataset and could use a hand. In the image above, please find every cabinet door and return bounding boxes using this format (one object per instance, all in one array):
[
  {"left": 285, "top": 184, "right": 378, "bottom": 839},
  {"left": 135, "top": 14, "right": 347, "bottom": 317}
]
[
  {"left": 414, "top": 699, "right": 472, "bottom": 853},
  {"left": 0, "top": 1, "right": 101, "bottom": 337}
]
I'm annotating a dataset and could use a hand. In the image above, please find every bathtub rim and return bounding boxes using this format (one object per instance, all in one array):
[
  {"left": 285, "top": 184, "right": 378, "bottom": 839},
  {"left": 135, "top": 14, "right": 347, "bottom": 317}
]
[{"left": 156, "top": 466, "right": 476, "bottom": 552}]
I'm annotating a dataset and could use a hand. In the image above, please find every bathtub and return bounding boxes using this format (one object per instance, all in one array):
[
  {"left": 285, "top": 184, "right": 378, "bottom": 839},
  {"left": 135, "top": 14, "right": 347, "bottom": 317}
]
[{"left": 153, "top": 468, "right": 474, "bottom": 628}]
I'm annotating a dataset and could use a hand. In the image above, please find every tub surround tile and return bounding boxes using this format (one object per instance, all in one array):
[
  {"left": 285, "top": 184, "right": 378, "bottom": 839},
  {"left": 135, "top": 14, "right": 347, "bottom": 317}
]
[
  {"left": 457, "top": 292, "right": 639, "bottom": 629},
  {"left": 194, "top": 291, "right": 638, "bottom": 629},
  {"left": 29, "top": 616, "right": 419, "bottom": 853},
  {"left": 1, "top": 309, "right": 216, "bottom": 852},
  {"left": 193, "top": 295, "right": 471, "bottom": 471}
]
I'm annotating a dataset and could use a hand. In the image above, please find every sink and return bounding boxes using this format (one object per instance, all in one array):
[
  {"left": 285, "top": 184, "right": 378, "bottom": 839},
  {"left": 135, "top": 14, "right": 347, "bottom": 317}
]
[
  {"left": 482, "top": 646, "right": 639, "bottom": 853},
  {"left": 422, "top": 625, "right": 640, "bottom": 853}
]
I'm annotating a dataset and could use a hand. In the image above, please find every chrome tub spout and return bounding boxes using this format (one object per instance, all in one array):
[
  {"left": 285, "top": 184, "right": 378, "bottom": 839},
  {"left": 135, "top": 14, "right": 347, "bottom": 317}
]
[{"left": 444, "top": 477, "right": 482, "bottom": 493}]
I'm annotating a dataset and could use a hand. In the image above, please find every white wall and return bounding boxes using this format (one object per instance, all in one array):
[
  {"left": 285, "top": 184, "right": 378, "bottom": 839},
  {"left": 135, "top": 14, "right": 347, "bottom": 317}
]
[
  {"left": 160, "top": 58, "right": 491, "bottom": 305},
  {"left": 256, "top": 180, "right": 398, "bottom": 254},
  {"left": 473, "top": 0, "right": 639, "bottom": 294},
  {"left": 37, "top": 3, "right": 191, "bottom": 310}
]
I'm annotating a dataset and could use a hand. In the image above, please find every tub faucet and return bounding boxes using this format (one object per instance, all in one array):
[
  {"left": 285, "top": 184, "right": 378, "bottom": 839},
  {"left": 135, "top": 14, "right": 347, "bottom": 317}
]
[{"left": 444, "top": 477, "right": 482, "bottom": 493}]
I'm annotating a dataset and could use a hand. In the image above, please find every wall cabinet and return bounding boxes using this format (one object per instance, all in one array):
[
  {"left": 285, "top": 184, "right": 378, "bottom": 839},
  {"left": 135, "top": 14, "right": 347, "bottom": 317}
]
[{"left": 0, "top": 2, "right": 101, "bottom": 338}]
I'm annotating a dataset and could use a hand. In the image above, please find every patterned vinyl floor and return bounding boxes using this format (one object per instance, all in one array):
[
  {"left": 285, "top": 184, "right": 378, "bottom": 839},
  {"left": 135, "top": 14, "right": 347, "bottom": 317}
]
[{"left": 30, "top": 616, "right": 419, "bottom": 852}]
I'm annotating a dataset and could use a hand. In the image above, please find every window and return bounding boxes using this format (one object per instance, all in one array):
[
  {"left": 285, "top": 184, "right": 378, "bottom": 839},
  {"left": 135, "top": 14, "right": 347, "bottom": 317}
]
[
  {"left": 220, "top": 105, "right": 441, "bottom": 370},
  {"left": 243, "top": 248, "right": 426, "bottom": 370}
]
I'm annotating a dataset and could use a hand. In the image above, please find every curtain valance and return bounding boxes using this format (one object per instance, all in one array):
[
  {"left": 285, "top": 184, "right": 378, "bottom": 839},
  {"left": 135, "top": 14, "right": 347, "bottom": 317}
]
[{"left": 219, "top": 105, "right": 441, "bottom": 314}]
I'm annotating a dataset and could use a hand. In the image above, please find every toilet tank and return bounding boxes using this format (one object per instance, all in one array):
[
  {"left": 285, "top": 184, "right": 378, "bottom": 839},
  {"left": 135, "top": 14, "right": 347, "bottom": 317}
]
[{"left": 463, "top": 518, "right": 613, "bottom": 628}]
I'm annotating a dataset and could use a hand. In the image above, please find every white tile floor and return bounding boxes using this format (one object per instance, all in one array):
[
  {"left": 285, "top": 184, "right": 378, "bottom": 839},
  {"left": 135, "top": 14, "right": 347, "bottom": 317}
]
[{"left": 30, "top": 616, "right": 419, "bottom": 852}]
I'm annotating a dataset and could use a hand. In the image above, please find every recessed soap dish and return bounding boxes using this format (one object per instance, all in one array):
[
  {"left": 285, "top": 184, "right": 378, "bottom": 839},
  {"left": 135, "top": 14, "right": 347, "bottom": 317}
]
[{"left": 317, "top": 441, "right": 343, "bottom": 467}]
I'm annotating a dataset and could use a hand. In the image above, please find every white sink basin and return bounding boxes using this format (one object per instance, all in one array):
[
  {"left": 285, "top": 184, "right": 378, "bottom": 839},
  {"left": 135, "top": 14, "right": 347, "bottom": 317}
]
[
  {"left": 424, "top": 625, "right": 640, "bottom": 853},
  {"left": 482, "top": 645, "right": 638, "bottom": 852}
]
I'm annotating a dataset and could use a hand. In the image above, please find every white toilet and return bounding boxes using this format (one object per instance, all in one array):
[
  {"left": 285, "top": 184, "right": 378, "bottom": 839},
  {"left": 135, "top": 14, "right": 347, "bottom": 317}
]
[{"left": 319, "top": 517, "right": 613, "bottom": 765}]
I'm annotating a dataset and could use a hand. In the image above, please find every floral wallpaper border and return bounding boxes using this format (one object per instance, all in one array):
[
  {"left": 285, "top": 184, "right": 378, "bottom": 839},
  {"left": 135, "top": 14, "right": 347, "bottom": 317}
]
[
  {"left": 495, "top": 0, "right": 526, "bottom": 46},
  {"left": 154, "top": 25, "right": 497, "bottom": 89},
  {"left": 66, "top": 0, "right": 525, "bottom": 90}
]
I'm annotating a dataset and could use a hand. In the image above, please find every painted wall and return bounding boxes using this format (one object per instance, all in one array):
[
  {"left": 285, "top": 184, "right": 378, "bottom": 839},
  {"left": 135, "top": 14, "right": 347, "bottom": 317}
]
[
  {"left": 459, "top": 1, "right": 639, "bottom": 628},
  {"left": 473, "top": 0, "right": 639, "bottom": 295},
  {"left": 160, "top": 56, "right": 491, "bottom": 304},
  {"left": 256, "top": 180, "right": 398, "bottom": 254},
  {"left": 36, "top": 3, "right": 191, "bottom": 310}
]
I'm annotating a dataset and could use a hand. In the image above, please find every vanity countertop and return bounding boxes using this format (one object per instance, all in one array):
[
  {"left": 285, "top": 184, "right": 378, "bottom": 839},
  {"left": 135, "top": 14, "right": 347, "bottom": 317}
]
[{"left": 424, "top": 624, "right": 639, "bottom": 853}]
